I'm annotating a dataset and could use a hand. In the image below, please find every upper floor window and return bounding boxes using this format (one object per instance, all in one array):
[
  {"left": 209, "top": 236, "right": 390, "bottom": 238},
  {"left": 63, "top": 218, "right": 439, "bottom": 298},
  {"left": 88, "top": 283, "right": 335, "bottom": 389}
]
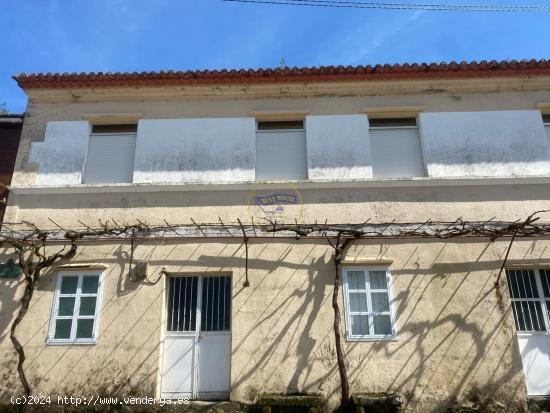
[
  {"left": 369, "top": 117, "right": 426, "bottom": 178},
  {"left": 48, "top": 271, "right": 104, "bottom": 344},
  {"left": 343, "top": 267, "right": 397, "bottom": 341},
  {"left": 543, "top": 114, "right": 550, "bottom": 143},
  {"left": 255, "top": 120, "right": 307, "bottom": 181},
  {"left": 83, "top": 124, "right": 137, "bottom": 184}
]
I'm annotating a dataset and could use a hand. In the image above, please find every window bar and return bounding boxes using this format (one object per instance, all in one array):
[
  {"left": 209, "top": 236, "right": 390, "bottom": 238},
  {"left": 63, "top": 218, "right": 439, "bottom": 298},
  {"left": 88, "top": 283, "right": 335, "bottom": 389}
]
[
  {"left": 182, "top": 277, "right": 188, "bottom": 331},
  {"left": 225, "top": 277, "right": 231, "bottom": 330},
  {"left": 506, "top": 270, "right": 516, "bottom": 299},
  {"left": 530, "top": 301, "right": 541, "bottom": 331},
  {"left": 531, "top": 269, "right": 539, "bottom": 298},
  {"left": 511, "top": 271, "right": 521, "bottom": 299},
  {"left": 523, "top": 271, "right": 536, "bottom": 331},
  {"left": 533, "top": 271, "right": 545, "bottom": 331},
  {"left": 519, "top": 300, "right": 528, "bottom": 332},
  {"left": 221, "top": 277, "right": 226, "bottom": 330},
  {"left": 524, "top": 301, "right": 534, "bottom": 331},
  {"left": 510, "top": 301, "right": 520, "bottom": 331},
  {"left": 511, "top": 270, "right": 519, "bottom": 299},
  {"left": 210, "top": 277, "right": 215, "bottom": 331},
  {"left": 525, "top": 270, "right": 534, "bottom": 298},
  {"left": 204, "top": 277, "right": 209, "bottom": 331},
  {"left": 531, "top": 296, "right": 542, "bottom": 331},
  {"left": 543, "top": 270, "right": 550, "bottom": 298},
  {"left": 519, "top": 270, "right": 527, "bottom": 299},
  {"left": 188, "top": 277, "right": 193, "bottom": 331},
  {"left": 170, "top": 278, "right": 176, "bottom": 331},
  {"left": 217, "top": 277, "right": 221, "bottom": 331},
  {"left": 225, "top": 277, "right": 229, "bottom": 330},
  {"left": 525, "top": 271, "right": 540, "bottom": 330},
  {"left": 175, "top": 277, "right": 181, "bottom": 331},
  {"left": 196, "top": 277, "right": 201, "bottom": 331}
]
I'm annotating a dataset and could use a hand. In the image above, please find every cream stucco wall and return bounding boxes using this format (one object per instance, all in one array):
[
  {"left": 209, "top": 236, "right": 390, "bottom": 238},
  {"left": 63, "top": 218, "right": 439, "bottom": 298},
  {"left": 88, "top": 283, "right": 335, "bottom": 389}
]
[
  {"left": 0, "top": 237, "right": 540, "bottom": 411},
  {"left": 10, "top": 86, "right": 550, "bottom": 188},
  {"left": 4, "top": 184, "right": 550, "bottom": 229}
]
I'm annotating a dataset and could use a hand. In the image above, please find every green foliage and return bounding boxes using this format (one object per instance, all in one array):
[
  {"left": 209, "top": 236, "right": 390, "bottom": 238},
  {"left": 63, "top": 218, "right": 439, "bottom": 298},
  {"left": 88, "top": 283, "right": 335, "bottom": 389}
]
[{"left": 0, "top": 102, "right": 8, "bottom": 114}]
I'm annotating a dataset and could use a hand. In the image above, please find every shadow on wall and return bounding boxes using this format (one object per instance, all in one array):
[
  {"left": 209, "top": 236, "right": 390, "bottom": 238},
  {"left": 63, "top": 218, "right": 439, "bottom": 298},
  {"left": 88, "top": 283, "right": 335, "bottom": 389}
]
[
  {"left": 344, "top": 241, "right": 525, "bottom": 411},
  {"left": 0, "top": 238, "right": 527, "bottom": 412},
  {"left": 230, "top": 244, "right": 336, "bottom": 397},
  {"left": 221, "top": 240, "right": 525, "bottom": 411},
  {"left": 0, "top": 241, "right": 169, "bottom": 400}
]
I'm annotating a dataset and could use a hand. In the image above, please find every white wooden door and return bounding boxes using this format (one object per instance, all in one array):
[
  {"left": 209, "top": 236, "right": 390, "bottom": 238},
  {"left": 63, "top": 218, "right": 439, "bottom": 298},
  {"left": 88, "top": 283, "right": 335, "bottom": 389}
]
[
  {"left": 161, "top": 275, "right": 231, "bottom": 399},
  {"left": 507, "top": 269, "right": 550, "bottom": 395}
]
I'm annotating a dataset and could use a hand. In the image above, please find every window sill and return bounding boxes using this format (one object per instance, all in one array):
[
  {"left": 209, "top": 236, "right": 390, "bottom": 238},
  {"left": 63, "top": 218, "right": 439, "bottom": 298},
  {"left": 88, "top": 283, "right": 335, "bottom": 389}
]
[
  {"left": 9, "top": 175, "right": 550, "bottom": 195},
  {"left": 516, "top": 332, "right": 549, "bottom": 337},
  {"left": 46, "top": 339, "right": 97, "bottom": 346},
  {"left": 346, "top": 336, "right": 398, "bottom": 342}
]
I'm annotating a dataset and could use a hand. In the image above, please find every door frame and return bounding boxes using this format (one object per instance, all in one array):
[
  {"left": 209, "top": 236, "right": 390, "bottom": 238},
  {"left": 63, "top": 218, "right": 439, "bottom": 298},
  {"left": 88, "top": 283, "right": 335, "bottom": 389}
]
[
  {"left": 160, "top": 273, "right": 232, "bottom": 400},
  {"left": 507, "top": 268, "right": 550, "bottom": 396}
]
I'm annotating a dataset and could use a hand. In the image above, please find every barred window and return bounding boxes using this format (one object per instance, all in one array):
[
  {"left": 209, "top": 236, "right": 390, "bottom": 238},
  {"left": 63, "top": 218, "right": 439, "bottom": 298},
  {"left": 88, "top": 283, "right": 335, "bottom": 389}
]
[{"left": 506, "top": 269, "right": 550, "bottom": 333}]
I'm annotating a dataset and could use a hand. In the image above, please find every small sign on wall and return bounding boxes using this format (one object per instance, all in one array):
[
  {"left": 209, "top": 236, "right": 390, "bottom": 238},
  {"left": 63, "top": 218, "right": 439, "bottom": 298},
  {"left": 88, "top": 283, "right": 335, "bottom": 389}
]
[{"left": 0, "top": 259, "right": 20, "bottom": 279}]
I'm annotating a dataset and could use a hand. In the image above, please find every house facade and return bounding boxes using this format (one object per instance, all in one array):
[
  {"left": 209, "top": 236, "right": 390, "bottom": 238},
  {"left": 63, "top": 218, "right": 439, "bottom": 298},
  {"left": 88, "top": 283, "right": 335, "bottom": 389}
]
[{"left": 2, "top": 60, "right": 550, "bottom": 411}]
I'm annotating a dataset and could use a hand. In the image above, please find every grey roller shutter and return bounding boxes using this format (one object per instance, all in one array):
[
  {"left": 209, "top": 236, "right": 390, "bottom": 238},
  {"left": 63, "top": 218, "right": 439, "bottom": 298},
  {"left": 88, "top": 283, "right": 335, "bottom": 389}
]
[
  {"left": 255, "top": 130, "right": 307, "bottom": 180},
  {"left": 83, "top": 133, "right": 136, "bottom": 184},
  {"left": 545, "top": 125, "right": 550, "bottom": 144},
  {"left": 370, "top": 127, "right": 425, "bottom": 178}
]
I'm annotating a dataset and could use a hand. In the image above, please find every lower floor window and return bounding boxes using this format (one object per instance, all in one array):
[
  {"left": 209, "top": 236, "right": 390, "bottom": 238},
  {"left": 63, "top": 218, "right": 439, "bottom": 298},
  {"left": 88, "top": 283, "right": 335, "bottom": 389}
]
[
  {"left": 343, "top": 267, "right": 396, "bottom": 340},
  {"left": 506, "top": 268, "right": 550, "bottom": 333},
  {"left": 48, "top": 271, "right": 103, "bottom": 344}
]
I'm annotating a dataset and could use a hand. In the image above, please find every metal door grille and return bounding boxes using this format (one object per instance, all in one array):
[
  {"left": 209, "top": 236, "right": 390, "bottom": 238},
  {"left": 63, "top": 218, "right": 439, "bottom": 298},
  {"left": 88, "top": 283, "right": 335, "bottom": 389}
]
[
  {"left": 167, "top": 277, "right": 198, "bottom": 332},
  {"left": 201, "top": 276, "right": 231, "bottom": 331},
  {"left": 167, "top": 276, "right": 231, "bottom": 332}
]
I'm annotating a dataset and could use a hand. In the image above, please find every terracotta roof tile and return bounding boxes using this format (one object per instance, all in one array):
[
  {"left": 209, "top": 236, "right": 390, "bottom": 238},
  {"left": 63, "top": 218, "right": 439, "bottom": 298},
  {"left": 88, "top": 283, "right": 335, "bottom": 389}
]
[{"left": 12, "top": 59, "right": 550, "bottom": 89}]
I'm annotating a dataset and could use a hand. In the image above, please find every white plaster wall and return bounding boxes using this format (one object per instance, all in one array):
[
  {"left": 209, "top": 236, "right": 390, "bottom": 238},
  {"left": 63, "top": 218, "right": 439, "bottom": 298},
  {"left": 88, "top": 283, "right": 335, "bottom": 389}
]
[
  {"left": 29, "top": 121, "right": 90, "bottom": 185},
  {"left": 305, "top": 115, "right": 372, "bottom": 180},
  {"left": 133, "top": 118, "right": 255, "bottom": 183},
  {"left": 420, "top": 110, "right": 550, "bottom": 177}
]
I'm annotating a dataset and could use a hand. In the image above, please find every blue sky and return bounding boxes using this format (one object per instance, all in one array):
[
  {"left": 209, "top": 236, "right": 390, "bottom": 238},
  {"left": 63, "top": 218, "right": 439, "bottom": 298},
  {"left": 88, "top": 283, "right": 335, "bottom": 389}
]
[{"left": 2, "top": 0, "right": 550, "bottom": 113}]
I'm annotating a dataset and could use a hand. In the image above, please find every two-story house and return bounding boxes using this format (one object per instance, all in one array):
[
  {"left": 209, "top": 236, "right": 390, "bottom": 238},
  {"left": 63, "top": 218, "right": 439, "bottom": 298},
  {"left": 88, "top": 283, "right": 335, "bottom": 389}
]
[{"left": 2, "top": 60, "right": 550, "bottom": 412}]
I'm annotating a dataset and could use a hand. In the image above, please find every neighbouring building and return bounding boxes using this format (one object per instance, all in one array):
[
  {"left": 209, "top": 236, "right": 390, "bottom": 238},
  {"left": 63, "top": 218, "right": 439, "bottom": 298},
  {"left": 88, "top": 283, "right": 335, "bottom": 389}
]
[
  {"left": 0, "top": 114, "right": 23, "bottom": 223},
  {"left": 2, "top": 60, "right": 550, "bottom": 411}
]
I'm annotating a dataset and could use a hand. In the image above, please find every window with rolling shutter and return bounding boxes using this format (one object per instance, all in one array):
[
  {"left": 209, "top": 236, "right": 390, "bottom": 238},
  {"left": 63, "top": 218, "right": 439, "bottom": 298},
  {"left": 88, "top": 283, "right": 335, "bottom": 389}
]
[
  {"left": 255, "top": 120, "right": 307, "bottom": 181},
  {"left": 543, "top": 114, "right": 550, "bottom": 144},
  {"left": 369, "top": 117, "right": 426, "bottom": 178},
  {"left": 83, "top": 124, "right": 137, "bottom": 184}
]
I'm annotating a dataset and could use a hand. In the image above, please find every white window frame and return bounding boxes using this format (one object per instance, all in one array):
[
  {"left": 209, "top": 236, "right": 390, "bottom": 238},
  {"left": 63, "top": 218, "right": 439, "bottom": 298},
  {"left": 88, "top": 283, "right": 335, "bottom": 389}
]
[
  {"left": 47, "top": 270, "right": 104, "bottom": 345},
  {"left": 507, "top": 268, "right": 550, "bottom": 337},
  {"left": 342, "top": 267, "right": 397, "bottom": 341},
  {"left": 543, "top": 114, "right": 550, "bottom": 143}
]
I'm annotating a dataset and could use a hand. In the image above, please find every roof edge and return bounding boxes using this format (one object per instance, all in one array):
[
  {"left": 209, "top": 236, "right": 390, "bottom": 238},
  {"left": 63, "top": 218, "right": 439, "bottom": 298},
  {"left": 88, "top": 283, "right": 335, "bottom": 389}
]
[{"left": 13, "top": 59, "right": 550, "bottom": 90}]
